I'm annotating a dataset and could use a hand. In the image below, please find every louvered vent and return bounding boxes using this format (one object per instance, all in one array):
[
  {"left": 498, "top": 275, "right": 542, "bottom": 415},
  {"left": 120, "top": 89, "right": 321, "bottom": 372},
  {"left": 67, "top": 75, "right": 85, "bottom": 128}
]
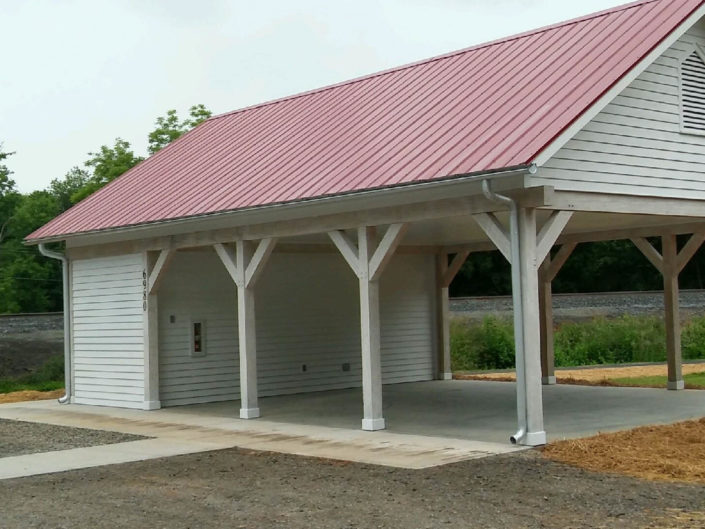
[{"left": 682, "top": 50, "right": 705, "bottom": 133}]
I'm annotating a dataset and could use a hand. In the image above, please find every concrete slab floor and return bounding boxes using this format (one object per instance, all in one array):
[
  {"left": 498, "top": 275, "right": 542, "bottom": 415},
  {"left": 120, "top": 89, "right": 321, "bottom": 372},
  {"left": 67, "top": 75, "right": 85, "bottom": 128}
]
[
  {"left": 168, "top": 379, "right": 705, "bottom": 444},
  {"left": 1, "top": 380, "right": 703, "bottom": 479}
]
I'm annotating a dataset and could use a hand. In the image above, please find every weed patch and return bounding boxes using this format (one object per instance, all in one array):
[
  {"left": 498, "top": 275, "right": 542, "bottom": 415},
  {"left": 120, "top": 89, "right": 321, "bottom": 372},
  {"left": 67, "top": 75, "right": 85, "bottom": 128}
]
[{"left": 0, "top": 354, "right": 64, "bottom": 394}]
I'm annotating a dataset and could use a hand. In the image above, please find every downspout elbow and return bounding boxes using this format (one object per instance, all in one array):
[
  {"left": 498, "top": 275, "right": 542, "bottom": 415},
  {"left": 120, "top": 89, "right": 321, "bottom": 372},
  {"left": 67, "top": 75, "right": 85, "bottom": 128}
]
[{"left": 38, "top": 243, "right": 71, "bottom": 405}]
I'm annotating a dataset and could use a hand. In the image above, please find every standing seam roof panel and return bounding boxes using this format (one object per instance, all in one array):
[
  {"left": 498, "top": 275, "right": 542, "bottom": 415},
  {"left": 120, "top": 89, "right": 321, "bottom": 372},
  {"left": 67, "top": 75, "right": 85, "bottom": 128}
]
[{"left": 27, "top": 0, "right": 705, "bottom": 241}]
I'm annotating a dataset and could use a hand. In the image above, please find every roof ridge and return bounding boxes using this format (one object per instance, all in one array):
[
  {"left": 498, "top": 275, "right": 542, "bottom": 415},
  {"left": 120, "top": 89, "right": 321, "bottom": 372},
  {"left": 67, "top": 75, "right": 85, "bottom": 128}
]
[{"left": 208, "top": 0, "right": 661, "bottom": 123}]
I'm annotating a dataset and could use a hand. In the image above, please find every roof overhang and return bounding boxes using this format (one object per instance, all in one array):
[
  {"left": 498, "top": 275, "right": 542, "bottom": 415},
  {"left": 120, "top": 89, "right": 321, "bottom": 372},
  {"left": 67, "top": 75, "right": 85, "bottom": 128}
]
[
  {"left": 26, "top": 165, "right": 536, "bottom": 248},
  {"left": 25, "top": 165, "right": 535, "bottom": 247}
]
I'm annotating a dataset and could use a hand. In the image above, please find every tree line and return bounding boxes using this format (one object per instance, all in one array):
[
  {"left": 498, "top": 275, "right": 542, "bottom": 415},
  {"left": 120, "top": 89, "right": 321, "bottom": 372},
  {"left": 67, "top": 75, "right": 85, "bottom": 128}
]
[
  {"left": 0, "top": 105, "right": 211, "bottom": 313},
  {"left": 3, "top": 102, "right": 705, "bottom": 313}
]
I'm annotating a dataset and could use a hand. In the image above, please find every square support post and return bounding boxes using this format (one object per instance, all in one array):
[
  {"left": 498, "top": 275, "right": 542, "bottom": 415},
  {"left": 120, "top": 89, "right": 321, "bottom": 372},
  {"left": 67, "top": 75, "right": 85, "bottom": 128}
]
[
  {"left": 538, "top": 259, "right": 556, "bottom": 385},
  {"left": 215, "top": 238, "right": 277, "bottom": 419},
  {"left": 142, "top": 251, "right": 168, "bottom": 411},
  {"left": 236, "top": 240, "right": 260, "bottom": 419},
  {"left": 662, "top": 235, "right": 684, "bottom": 391},
  {"left": 359, "top": 227, "right": 385, "bottom": 431},
  {"left": 516, "top": 208, "right": 546, "bottom": 446},
  {"left": 329, "top": 224, "right": 406, "bottom": 431},
  {"left": 436, "top": 254, "right": 453, "bottom": 380}
]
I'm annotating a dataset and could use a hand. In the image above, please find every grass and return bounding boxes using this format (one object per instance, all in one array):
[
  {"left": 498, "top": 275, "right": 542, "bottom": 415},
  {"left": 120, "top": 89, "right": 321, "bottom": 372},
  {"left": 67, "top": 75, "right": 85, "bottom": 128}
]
[
  {"left": 0, "top": 355, "right": 65, "bottom": 394},
  {"left": 451, "top": 314, "right": 705, "bottom": 371},
  {"left": 610, "top": 371, "right": 705, "bottom": 389}
]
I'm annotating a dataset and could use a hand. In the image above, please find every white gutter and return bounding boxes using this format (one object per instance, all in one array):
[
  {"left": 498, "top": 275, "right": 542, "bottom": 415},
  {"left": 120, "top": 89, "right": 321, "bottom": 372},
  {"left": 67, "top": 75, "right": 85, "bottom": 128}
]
[
  {"left": 38, "top": 243, "right": 71, "bottom": 404},
  {"left": 481, "top": 179, "right": 526, "bottom": 445}
]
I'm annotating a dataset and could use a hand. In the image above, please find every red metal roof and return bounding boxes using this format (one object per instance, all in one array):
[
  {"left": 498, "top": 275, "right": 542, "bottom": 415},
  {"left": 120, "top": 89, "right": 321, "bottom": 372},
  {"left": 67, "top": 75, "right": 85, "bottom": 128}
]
[{"left": 28, "top": 0, "right": 705, "bottom": 241}]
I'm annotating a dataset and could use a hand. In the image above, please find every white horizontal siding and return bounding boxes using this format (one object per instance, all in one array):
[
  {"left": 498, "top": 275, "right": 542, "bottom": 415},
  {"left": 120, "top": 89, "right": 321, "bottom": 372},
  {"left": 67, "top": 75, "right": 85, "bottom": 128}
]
[
  {"left": 158, "top": 250, "right": 435, "bottom": 406},
  {"left": 71, "top": 253, "right": 144, "bottom": 409},
  {"left": 537, "top": 29, "right": 705, "bottom": 199},
  {"left": 158, "top": 252, "right": 239, "bottom": 407}
]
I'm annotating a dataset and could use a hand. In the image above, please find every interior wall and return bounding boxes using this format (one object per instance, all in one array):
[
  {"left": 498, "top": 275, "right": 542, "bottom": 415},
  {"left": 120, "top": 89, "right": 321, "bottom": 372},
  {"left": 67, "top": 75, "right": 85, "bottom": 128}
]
[{"left": 158, "top": 249, "right": 436, "bottom": 406}]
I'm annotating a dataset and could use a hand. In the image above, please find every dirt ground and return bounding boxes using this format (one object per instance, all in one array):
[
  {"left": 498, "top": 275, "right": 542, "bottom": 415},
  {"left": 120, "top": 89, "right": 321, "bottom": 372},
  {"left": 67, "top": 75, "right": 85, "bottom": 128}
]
[
  {"left": 457, "top": 363, "right": 705, "bottom": 386},
  {"left": 2, "top": 447, "right": 705, "bottom": 529}
]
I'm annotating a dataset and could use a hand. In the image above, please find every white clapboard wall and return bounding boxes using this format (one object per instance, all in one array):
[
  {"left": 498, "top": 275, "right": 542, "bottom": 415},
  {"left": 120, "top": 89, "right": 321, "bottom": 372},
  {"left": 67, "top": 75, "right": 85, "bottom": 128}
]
[
  {"left": 157, "top": 250, "right": 436, "bottom": 407},
  {"left": 71, "top": 253, "right": 145, "bottom": 408},
  {"left": 536, "top": 26, "right": 705, "bottom": 198}
]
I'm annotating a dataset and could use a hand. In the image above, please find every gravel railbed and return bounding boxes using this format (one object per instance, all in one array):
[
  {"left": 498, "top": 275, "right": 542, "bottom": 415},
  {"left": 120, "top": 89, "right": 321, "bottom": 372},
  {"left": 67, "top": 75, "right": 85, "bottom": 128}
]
[
  {"left": 2, "top": 448, "right": 705, "bottom": 528},
  {"left": 0, "top": 419, "right": 147, "bottom": 458},
  {"left": 452, "top": 289, "right": 705, "bottom": 321}
]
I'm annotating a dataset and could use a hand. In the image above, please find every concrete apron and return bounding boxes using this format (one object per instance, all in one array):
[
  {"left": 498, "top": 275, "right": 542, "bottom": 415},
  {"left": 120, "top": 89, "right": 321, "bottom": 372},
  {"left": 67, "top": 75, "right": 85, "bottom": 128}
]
[{"left": 0, "top": 399, "right": 523, "bottom": 480}]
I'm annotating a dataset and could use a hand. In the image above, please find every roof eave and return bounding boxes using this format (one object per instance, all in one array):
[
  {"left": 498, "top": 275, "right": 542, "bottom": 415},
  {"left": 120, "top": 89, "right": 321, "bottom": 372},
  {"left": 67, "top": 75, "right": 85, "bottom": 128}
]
[{"left": 25, "top": 165, "right": 533, "bottom": 247}]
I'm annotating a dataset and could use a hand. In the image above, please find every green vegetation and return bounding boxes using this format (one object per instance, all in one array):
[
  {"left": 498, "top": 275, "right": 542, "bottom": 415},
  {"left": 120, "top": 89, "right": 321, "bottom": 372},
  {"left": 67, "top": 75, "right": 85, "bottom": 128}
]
[
  {"left": 554, "top": 316, "right": 665, "bottom": 366},
  {"left": 610, "top": 371, "right": 705, "bottom": 389},
  {"left": 0, "top": 105, "right": 211, "bottom": 314},
  {"left": 451, "top": 315, "right": 705, "bottom": 371},
  {"left": 0, "top": 355, "right": 64, "bottom": 393}
]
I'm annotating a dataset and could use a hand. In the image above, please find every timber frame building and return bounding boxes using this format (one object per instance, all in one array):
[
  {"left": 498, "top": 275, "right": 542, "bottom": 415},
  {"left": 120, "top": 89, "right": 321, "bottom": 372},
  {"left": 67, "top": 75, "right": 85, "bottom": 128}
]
[{"left": 27, "top": 0, "right": 705, "bottom": 445}]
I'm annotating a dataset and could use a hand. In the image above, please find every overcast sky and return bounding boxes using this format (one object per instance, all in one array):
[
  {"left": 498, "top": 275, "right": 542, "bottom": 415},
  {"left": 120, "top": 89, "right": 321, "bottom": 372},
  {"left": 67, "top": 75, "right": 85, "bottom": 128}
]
[{"left": 3, "top": 0, "right": 624, "bottom": 193}]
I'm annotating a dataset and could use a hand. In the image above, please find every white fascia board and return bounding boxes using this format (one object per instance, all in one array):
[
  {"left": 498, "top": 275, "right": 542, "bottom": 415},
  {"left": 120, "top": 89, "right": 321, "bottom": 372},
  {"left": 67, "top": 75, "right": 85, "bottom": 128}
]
[{"left": 533, "top": 4, "right": 705, "bottom": 167}]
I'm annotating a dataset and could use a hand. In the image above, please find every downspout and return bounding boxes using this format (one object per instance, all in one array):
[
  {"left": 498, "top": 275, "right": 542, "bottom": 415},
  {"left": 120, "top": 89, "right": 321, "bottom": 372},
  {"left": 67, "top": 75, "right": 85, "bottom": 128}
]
[
  {"left": 481, "top": 179, "right": 527, "bottom": 444},
  {"left": 38, "top": 243, "right": 71, "bottom": 404}
]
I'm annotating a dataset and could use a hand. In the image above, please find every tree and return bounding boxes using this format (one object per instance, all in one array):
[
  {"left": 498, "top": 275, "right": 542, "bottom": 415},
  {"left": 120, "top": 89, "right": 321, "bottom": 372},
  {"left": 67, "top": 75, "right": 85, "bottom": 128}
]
[
  {"left": 0, "top": 191, "right": 62, "bottom": 313},
  {"left": 70, "top": 138, "right": 143, "bottom": 204},
  {"left": 147, "top": 104, "right": 212, "bottom": 154},
  {"left": 49, "top": 167, "right": 90, "bottom": 212},
  {"left": 0, "top": 144, "right": 20, "bottom": 245}
]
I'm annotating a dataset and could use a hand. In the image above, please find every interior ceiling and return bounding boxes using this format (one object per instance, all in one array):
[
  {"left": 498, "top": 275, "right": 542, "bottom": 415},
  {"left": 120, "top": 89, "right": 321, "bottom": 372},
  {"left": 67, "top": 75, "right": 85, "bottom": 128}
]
[{"left": 281, "top": 211, "right": 705, "bottom": 248}]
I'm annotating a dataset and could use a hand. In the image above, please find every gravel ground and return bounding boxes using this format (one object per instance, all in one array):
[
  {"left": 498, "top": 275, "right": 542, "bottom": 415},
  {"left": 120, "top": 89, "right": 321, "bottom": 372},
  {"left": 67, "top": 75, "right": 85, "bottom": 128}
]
[
  {"left": 451, "top": 289, "right": 705, "bottom": 321},
  {"left": 2, "top": 448, "right": 704, "bottom": 528},
  {"left": 0, "top": 419, "right": 146, "bottom": 457}
]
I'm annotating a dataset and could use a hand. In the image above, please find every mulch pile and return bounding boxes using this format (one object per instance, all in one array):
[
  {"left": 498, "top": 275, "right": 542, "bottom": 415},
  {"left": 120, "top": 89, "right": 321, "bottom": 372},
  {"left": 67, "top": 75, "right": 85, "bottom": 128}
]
[
  {"left": 0, "top": 390, "right": 64, "bottom": 404},
  {"left": 543, "top": 418, "right": 705, "bottom": 484}
]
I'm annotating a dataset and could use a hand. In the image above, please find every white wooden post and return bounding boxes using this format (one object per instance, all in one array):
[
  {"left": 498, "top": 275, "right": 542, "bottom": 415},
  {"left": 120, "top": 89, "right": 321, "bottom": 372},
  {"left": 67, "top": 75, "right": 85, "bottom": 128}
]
[
  {"left": 143, "top": 249, "right": 173, "bottom": 410},
  {"left": 214, "top": 238, "right": 277, "bottom": 418},
  {"left": 538, "top": 258, "right": 555, "bottom": 385},
  {"left": 474, "top": 206, "right": 571, "bottom": 446},
  {"left": 662, "top": 235, "right": 684, "bottom": 391},
  {"left": 517, "top": 208, "right": 545, "bottom": 445},
  {"left": 436, "top": 251, "right": 470, "bottom": 380},
  {"left": 236, "top": 240, "right": 259, "bottom": 418},
  {"left": 328, "top": 224, "right": 407, "bottom": 431},
  {"left": 538, "top": 242, "right": 577, "bottom": 385},
  {"left": 632, "top": 233, "right": 705, "bottom": 391},
  {"left": 358, "top": 227, "right": 384, "bottom": 430}
]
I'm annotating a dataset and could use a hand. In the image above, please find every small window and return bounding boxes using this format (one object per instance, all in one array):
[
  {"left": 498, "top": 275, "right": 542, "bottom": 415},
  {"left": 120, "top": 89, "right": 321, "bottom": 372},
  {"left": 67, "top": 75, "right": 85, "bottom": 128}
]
[
  {"left": 680, "top": 46, "right": 705, "bottom": 135},
  {"left": 190, "top": 320, "right": 206, "bottom": 358}
]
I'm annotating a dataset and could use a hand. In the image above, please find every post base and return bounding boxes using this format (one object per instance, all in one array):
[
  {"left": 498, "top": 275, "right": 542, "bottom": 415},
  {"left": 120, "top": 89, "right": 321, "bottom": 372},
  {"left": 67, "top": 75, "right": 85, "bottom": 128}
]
[
  {"left": 142, "top": 400, "right": 161, "bottom": 410},
  {"left": 240, "top": 407, "right": 261, "bottom": 419},
  {"left": 519, "top": 430, "right": 547, "bottom": 447},
  {"left": 362, "top": 418, "right": 386, "bottom": 431},
  {"left": 542, "top": 376, "right": 557, "bottom": 385},
  {"left": 667, "top": 380, "right": 685, "bottom": 391},
  {"left": 441, "top": 372, "right": 453, "bottom": 381}
]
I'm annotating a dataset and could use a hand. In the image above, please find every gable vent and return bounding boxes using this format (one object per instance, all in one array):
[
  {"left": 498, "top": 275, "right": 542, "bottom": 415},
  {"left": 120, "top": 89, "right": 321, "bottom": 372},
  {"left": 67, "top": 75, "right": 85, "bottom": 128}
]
[{"left": 681, "top": 50, "right": 705, "bottom": 134}]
